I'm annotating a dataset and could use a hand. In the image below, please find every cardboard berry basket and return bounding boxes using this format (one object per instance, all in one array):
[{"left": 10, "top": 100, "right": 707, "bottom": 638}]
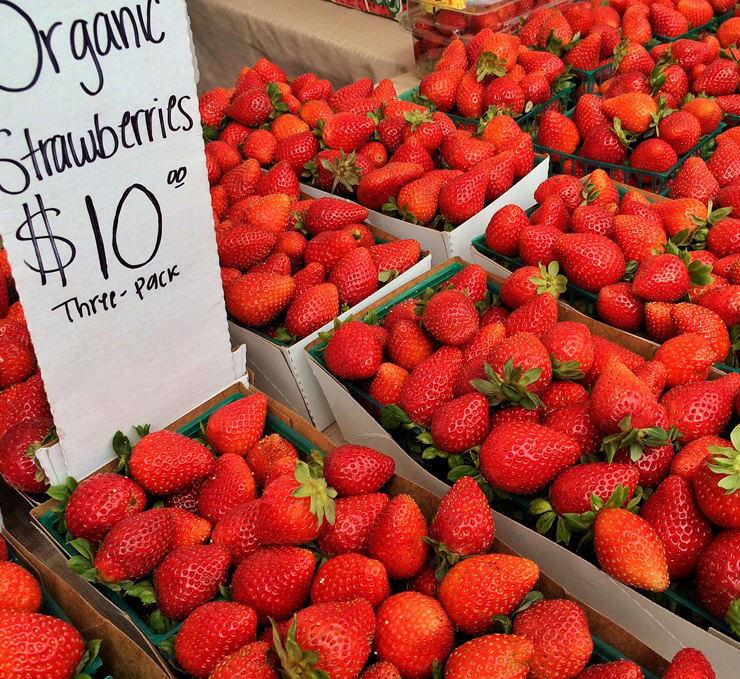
[
  {"left": 534, "top": 113, "right": 723, "bottom": 194},
  {"left": 25, "top": 379, "right": 669, "bottom": 677},
  {"left": 227, "top": 218, "right": 432, "bottom": 432},
  {"left": 2, "top": 528, "right": 169, "bottom": 679},
  {"left": 468, "top": 180, "right": 670, "bottom": 312},
  {"left": 304, "top": 257, "right": 740, "bottom": 678},
  {"left": 300, "top": 154, "right": 549, "bottom": 266}
]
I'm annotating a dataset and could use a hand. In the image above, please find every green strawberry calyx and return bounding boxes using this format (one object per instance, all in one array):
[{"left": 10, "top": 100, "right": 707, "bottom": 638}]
[
  {"left": 611, "top": 118, "right": 638, "bottom": 150},
  {"left": 492, "top": 591, "right": 546, "bottom": 634},
  {"left": 66, "top": 538, "right": 132, "bottom": 592},
  {"left": 46, "top": 476, "right": 78, "bottom": 537},
  {"left": 544, "top": 30, "right": 581, "bottom": 58},
  {"left": 726, "top": 598, "right": 740, "bottom": 637},
  {"left": 689, "top": 200, "right": 734, "bottom": 248},
  {"left": 410, "top": 89, "right": 436, "bottom": 112},
  {"left": 601, "top": 414, "right": 681, "bottom": 463},
  {"left": 471, "top": 360, "right": 545, "bottom": 411},
  {"left": 423, "top": 536, "right": 468, "bottom": 582},
  {"left": 382, "top": 196, "right": 423, "bottom": 225},
  {"left": 73, "top": 638, "right": 101, "bottom": 679},
  {"left": 529, "top": 261, "right": 568, "bottom": 298},
  {"left": 476, "top": 106, "right": 514, "bottom": 135},
  {"left": 112, "top": 424, "right": 151, "bottom": 476},
  {"left": 580, "top": 180, "right": 600, "bottom": 206},
  {"left": 272, "top": 616, "right": 330, "bottom": 679},
  {"left": 292, "top": 461, "right": 337, "bottom": 527},
  {"left": 648, "top": 63, "right": 667, "bottom": 96},
  {"left": 266, "top": 82, "right": 290, "bottom": 121},
  {"left": 612, "top": 39, "right": 630, "bottom": 71},
  {"left": 476, "top": 51, "right": 508, "bottom": 81},
  {"left": 403, "top": 109, "right": 436, "bottom": 132},
  {"left": 706, "top": 423, "right": 740, "bottom": 495},
  {"left": 550, "top": 354, "right": 585, "bottom": 381}
]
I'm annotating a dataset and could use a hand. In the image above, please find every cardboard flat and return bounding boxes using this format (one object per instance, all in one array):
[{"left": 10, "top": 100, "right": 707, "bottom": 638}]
[
  {"left": 300, "top": 156, "right": 549, "bottom": 265},
  {"left": 0, "top": 1, "right": 238, "bottom": 483},
  {"left": 228, "top": 223, "right": 431, "bottom": 430},
  {"left": 305, "top": 257, "right": 739, "bottom": 678}
]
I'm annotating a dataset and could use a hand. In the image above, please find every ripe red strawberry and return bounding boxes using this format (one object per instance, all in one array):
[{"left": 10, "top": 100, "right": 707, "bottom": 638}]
[
  {"left": 322, "top": 444, "right": 394, "bottom": 497},
  {"left": 461, "top": 324, "right": 505, "bottom": 363},
  {"left": 480, "top": 422, "right": 581, "bottom": 495},
  {"left": 631, "top": 253, "right": 694, "bottom": 303},
  {"left": 555, "top": 233, "right": 626, "bottom": 294},
  {"left": 210, "top": 499, "right": 261, "bottom": 565},
  {"left": 357, "top": 162, "right": 425, "bottom": 211},
  {"left": 429, "top": 476, "right": 494, "bottom": 559},
  {"left": 255, "top": 461, "right": 335, "bottom": 545},
  {"left": 0, "top": 338, "right": 34, "bottom": 389},
  {"left": 693, "top": 432, "right": 740, "bottom": 528},
  {"left": 368, "top": 494, "right": 428, "bottom": 580},
  {"left": 529, "top": 195, "right": 571, "bottom": 232},
  {"left": 497, "top": 133, "right": 535, "bottom": 181},
  {"left": 324, "top": 320, "right": 383, "bottom": 381},
  {"left": 0, "top": 417, "right": 52, "bottom": 494},
  {"left": 485, "top": 204, "right": 530, "bottom": 257},
  {"left": 310, "top": 553, "right": 389, "bottom": 609},
  {"left": 448, "top": 264, "right": 488, "bottom": 304},
  {"left": 438, "top": 553, "right": 539, "bottom": 635},
  {"left": 579, "top": 124, "right": 629, "bottom": 165},
  {"left": 513, "top": 599, "right": 593, "bottom": 679},
  {"left": 661, "top": 372, "right": 740, "bottom": 443},
  {"left": 226, "top": 272, "right": 295, "bottom": 328},
  {"left": 549, "top": 462, "right": 639, "bottom": 518},
  {"left": 573, "top": 95, "right": 609, "bottom": 139},
  {"left": 594, "top": 507, "right": 670, "bottom": 591},
  {"left": 175, "top": 601, "right": 257, "bottom": 678},
  {"left": 216, "top": 223, "right": 276, "bottom": 271},
  {"left": 430, "top": 393, "right": 489, "bottom": 454},
  {"left": 225, "top": 89, "right": 273, "bottom": 127},
  {"left": 640, "top": 475, "right": 714, "bottom": 579},
  {"left": 419, "top": 69, "right": 466, "bottom": 113},
  {"left": 540, "top": 382, "right": 589, "bottom": 415},
  {"left": 368, "top": 363, "right": 410, "bottom": 409},
  {"left": 695, "top": 527, "right": 740, "bottom": 634},
  {"left": 232, "top": 545, "right": 313, "bottom": 624},
  {"left": 256, "top": 161, "right": 300, "bottom": 200},
  {"left": 369, "top": 240, "right": 421, "bottom": 277},
  {"left": 206, "top": 393, "right": 266, "bottom": 457},
  {"left": 0, "top": 561, "right": 42, "bottom": 612},
  {"left": 374, "top": 592, "right": 453, "bottom": 678},
  {"left": 571, "top": 205, "right": 614, "bottom": 239},
  {"left": 0, "top": 610, "right": 85, "bottom": 679},
  {"left": 163, "top": 477, "right": 206, "bottom": 514},
  {"left": 284, "top": 283, "right": 339, "bottom": 339},
  {"left": 505, "top": 293, "right": 558, "bottom": 338},
  {"left": 272, "top": 600, "right": 375, "bottom": 679},
  {"left": 77, "top": 507, "right": 173, "bottom": 584},
  {"left": 500, "top": 264, "right": 565, "bottom": 311},
  {"left": 164, "top": 507, "right": 211, "bottom": 549},
  {"left": 197, "top": 453, "right": 258, "bottom": 525},
  {"left": 317, "top": 493, "right": 389, "bottom": 556},
  {"left": 155, "top": 544, "right": 231, "bottom": 620},
  {"left": 653, "top": 334, "right": 715, "bottom": 387},
  {"left": 210, "top": 640, "right": 278, "bottom": 679},
  {"left": 663, "top": 648, "right": 718, "bottom": 679},
  {"left": 128, "top": 430, "right": 215, "bottom": 496},
  {"left": 274, "top": 130, "right": 321, "bottom": 175},
  {"left": 564, "top": 33, "right": 601, "bottom": 71},
  {"left": 328, "top": 249, "right": 377, "bottom": 308},
  {"left": 536, "top": 111, "right": 581, "bottom": 158},
  {"left": 199, "top": 87, "right": 231, "bottom": 127},
  {"left": 322, "top": 113, "right": 375, "bottom": 152},
  {"left": 437, "top": 168, "right": 488, "bottom": 226},
  {"left": 445, "top": 635, "right": 534, "bottom": 679},
  {"left": 486, "top": 332, "right": 553, "bottom": 398},
  {"left": 576, "top": 660, "right": 644, "bottom": 679},
  {"left": 387, "top": 320, "right": 434, "bottom": 373},
  {"left": 597, "top": 283, "right": 645, "bottom": 332},
  {"left": 420, "top": 289, "right": 479, "bottom": 346},
  {"left": 670, "top": 157, "right": 720, "bottom": 203},
  {"left": 303, "top": 231, "right": 357, "bottom": 273},
  {"left": 389, "top": 169, "right": 460, "bottom": 225}
]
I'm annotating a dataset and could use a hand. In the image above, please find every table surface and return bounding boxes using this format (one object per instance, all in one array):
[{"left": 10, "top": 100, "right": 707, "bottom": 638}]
[{"left": 186, "top": 0, "right": 416, "bottom": 92}]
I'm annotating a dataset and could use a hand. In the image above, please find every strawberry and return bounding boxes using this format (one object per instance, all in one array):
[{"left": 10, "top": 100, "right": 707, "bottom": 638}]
[
  {"left": 504, "top": 293, "right": 559, "bottom": 338},
  {"left": 322, "top": 444, "right": 394, "bottom": 496},
  {"left": 630, "top": 139, "right": 678, "bottom": 173},
  {"left": 256, "top": 163, "right": 300, "bottom": 200},
  {"left": 72, "top": 507, "right": 173, "bottom": 584},
  {"left": 661, "top": 372, "right": 740, "bottom": 443},
  {"left": 420, "top": 289, "right": 479, "bottom": 346},
  {"left": 374, "top": 592, "right": 454, "bottom": 679},
  {"left": 310, "top": 553, "right": 389, "bottom": 608},
  {"left": 430, "top": 393, "right": 490, "bottom": 454},
  {"left": 564, "top": 33, "right": 602, "bottom": 71},
  {"left": 449, "top": 264, "right": 488, "bottom": 304},
  {"left": 0, "top": 338, "right": 34, "bottom": 388},
  {"left": 210, "top": 499, "right": 261, "bottom": 565},
  {"left": 555, "top": 233, "right": 626, "bottom": 294},
  {"left": 317, "top": 493, "right": 389, "bottom": 556},
  {"left": 272, "top": 600, "right": 375, "bottom": 679},
  {"left": 640, "top": 475, "right": 714, "bottom": 579},
  {"left": 682, "top": 96, "right": 723, "bottom": 134},
  {"left": 572, "top": 206, "right": 614, "bottom": 238},
  {"left": 653, "top": 334, "right": 715, "bottom": 387},
  {"left": 445, "top": 635, "right": 534, "bottom": 679},
  {"left": 696, "top": 528, "right": 740, "bottom": 636},
  {"left": 663, "top": 648, "right": 718, "bottom": 679},
  {"left": 357, "top": 162, "right": 425, "bottom": 211},
  {"left": 206, "top": 393, "right": 266, "bottom": 457},
  {"left": 435, "top": 38, "right": 469, "bottom": 71},
  {"left": 232, "top": 546, "right": 313, "bottom": 624},
  {"left": 304, "top": 198, "right": 369, "bottom": 235},
  {"left": 574, "top": 660, "right": 644, "bottom": 678},
  {"left": 671, "top": 303, "right": 730, "bottom": 362},
  {"left": 324, "top": 320, "right": 383, "bottom": 381},
  {"left": 480, "top": 422, "right": 581, "bottom": 495},
  {"left": 174, "top": 601, "right": 257, "bottom": 678},
  {"left": 368, "top": 494, "right": 428, "bottom": 580},
  {"left": 536, "top": 111, "right": 581, "bottom": 158},
  {"left": 163, "top": 477, "right": 206, "bottom": 514},
  {"left": 594, "top": 507, "right": 670, "bottom": 591},
  {"left": 484, "top": 331, "right": 553, "bottom": 400},
  {"left": 283, "top": 283, "right": 339, "bottom": 339},
  {"left": 226, "top": 89, "right": 273, "bottom": 127},
  {"left": 387, "top": 320, "right": 434, "bottom": 373},
  {"left": 485, "top": 204, "right": 531, "bottom": 257},
  {"left": 0, "top": 561, "right": 42, "bottom": 612},
  {"left": 199, "top": 87, "right": 230, "bottom": 127},
  {"left": 274, "top": 131, "right": 321, "bottom": 175},
  {"left": 438, "top": 168, "right": 488, "bottom": 226},
  {"left": 709, "top": 138, "right": 740, "bottom": 188},
  {"left": 327, "top": 249, "right": 377, "bottom": 308},
  {"left": 0, "top": 417, "right": 52, "bottom": 494},
  {"left": 226, "top": 272, "right": 295, "bottom": 328},
  {"left": 474, "top": 153, "right": 515, "bottom": 203},
  {"left": 500, "top": 264, "right": 566, "bottom": 311},
  {"left": 651, "top": 3, "right": 688, "bottom": 37},
  {"left": 707, "top": 217, "right": 740, "bottom": 259},
  {"left": 693, "top": 429, "right": 740, "bottom": 528},
  {"left": 573, "top": 95, "right": 609, "bottom": 139},
  {"left": 0, "top": 610, "right": 85, "bottom": 679},
  {"left": 242, "top": 129, "right": 278, "bottom": 167},
  {"left": 322, "top": 113, "right": 375, "bottom": 152},
  {"left": 164, "top": 507, "right": 211, "bottom": 549},
  {"left": 343, "top": 223, "right": 375, "bottom": 249},
  {"left": 635, "top": 361, "right": 668, "bottom": 401},
  {"left": 206, "top": 141, "right": 243, "bottom": 175},
  {"left": 255, "top": 461, "right": 335, "bottom": 545},
  {"left": 513, "top": 599, "right": 593, "bottom": 679},
  {"left": 669, "top": 156, "right": 720, "bottom": 203},
  {"left": 529, "top": 195, "right": 571, "bottom": 232},
  {"left": 376, "top": 116, "right": 406, "bottom": 154},
  {"left": 698, "top": 284, "right": 740, "bottom": 325},
  {"left": 368, "top": 363, "right": 410, "bottom": 408},
  {"left": 597, "top": 283, "right": 645, "bottom": 332},
  {"left": 359, "top": 662, "right": 402, "bottom": 679},
  {"left": 540, "top": 382, "right": 589, "bottom": 415},
  {"left": 197, "top": 453, "right": 258, "bottom": 525},
  {"left": 387, "top": 169, "right": 460, "bottom": 225},
  {"left": 369, "top": 240, "right": 421, "bottom": 278},
  {"left": 438, "top": 553, "right": 539, "bottom": 635},
  {"left": 631, "top": 253, "right": 695, "bottom": 303},
  {"left": 216, "top": 223, "right": 276, "bottom": 271},
  {"left": 693, "top": 59, "right": 740, "bottom": 97}
]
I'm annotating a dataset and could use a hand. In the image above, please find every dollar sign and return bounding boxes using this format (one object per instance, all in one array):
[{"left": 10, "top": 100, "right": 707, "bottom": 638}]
[{"left": 16, "top": 195, "right": 76, "bottom": 287}]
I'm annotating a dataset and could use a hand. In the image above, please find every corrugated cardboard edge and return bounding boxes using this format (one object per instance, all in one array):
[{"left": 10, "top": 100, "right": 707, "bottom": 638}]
[{"left": 2, "top": 528, "right": 170, "bottom": 679}]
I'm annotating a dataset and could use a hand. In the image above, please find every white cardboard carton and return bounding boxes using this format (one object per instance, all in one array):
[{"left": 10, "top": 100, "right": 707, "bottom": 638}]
[
  {"left": 305, "top": 258, "right": 740, "bottom": 678},
  {"left": 228, "top": 227, "right": 431, "bottom": 430},
  {"left": 300, "top": 155, "right": 549, "bottom": 265}
]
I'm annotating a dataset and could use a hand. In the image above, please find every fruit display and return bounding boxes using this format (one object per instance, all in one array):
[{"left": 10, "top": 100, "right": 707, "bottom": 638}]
[
  {"left": 476, "top": 169, "right": 740, "bottom": 370},
  {"left": 309, "top": 259, "right": 740, "bottom": 639},
  {"left": 0, "top": 535, "right": 103, "bottom": 679}
]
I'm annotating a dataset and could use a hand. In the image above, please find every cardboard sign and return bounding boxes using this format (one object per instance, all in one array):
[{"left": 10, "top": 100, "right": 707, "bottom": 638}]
[{"left": 0, "top": 0, "right": 237, "bottom": 481}]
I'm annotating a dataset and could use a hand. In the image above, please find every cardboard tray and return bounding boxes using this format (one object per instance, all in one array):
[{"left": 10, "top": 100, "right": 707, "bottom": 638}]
[
  {"left": 304, "top": 256, "right": 740, "bottom": 679},
  {"left": 299, "top": 155, "right": 549, "bottom": 266},
  {"left": 228, "top": 221, "right": 432, "bottom": 431},
  {"left": 26, "top": 378, "right": 673, "bottom": 677}
]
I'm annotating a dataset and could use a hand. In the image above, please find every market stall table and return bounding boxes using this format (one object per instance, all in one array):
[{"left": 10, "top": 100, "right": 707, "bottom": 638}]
[{"left": 186, "top": 0, "right": 415, "bottom": 91}]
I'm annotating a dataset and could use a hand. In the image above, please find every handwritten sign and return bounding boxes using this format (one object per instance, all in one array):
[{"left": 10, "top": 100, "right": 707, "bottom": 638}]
[{"left": 0, "top": 0, "right": 237, "bottom": 481}]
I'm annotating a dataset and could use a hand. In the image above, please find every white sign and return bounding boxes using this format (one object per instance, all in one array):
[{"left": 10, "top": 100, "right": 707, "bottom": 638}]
[{"left": 0, "top": 0, "right": 237, "bottom": 481}]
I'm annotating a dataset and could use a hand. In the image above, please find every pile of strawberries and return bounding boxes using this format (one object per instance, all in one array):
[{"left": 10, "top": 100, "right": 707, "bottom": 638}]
[
  {"left": 45, "top": 400, "right": 718, "bottom": 679},
  {"left": 0, "top": 535, "right": 100, "bottom": 679},
  {"left": 318, "top": 261, "right": 740, "bottom": 633},
  {"left": 0, "top": 249, "right": 54, "bottom": 497},
  {"left": 200, "top": 57, "right": 535, "bottom": 236},
  {"left": 483, "top": 169, "right": 740, "bottom": 366},
  {"left": 416, "top": 29, "right": 572, "bottom": 121}
]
